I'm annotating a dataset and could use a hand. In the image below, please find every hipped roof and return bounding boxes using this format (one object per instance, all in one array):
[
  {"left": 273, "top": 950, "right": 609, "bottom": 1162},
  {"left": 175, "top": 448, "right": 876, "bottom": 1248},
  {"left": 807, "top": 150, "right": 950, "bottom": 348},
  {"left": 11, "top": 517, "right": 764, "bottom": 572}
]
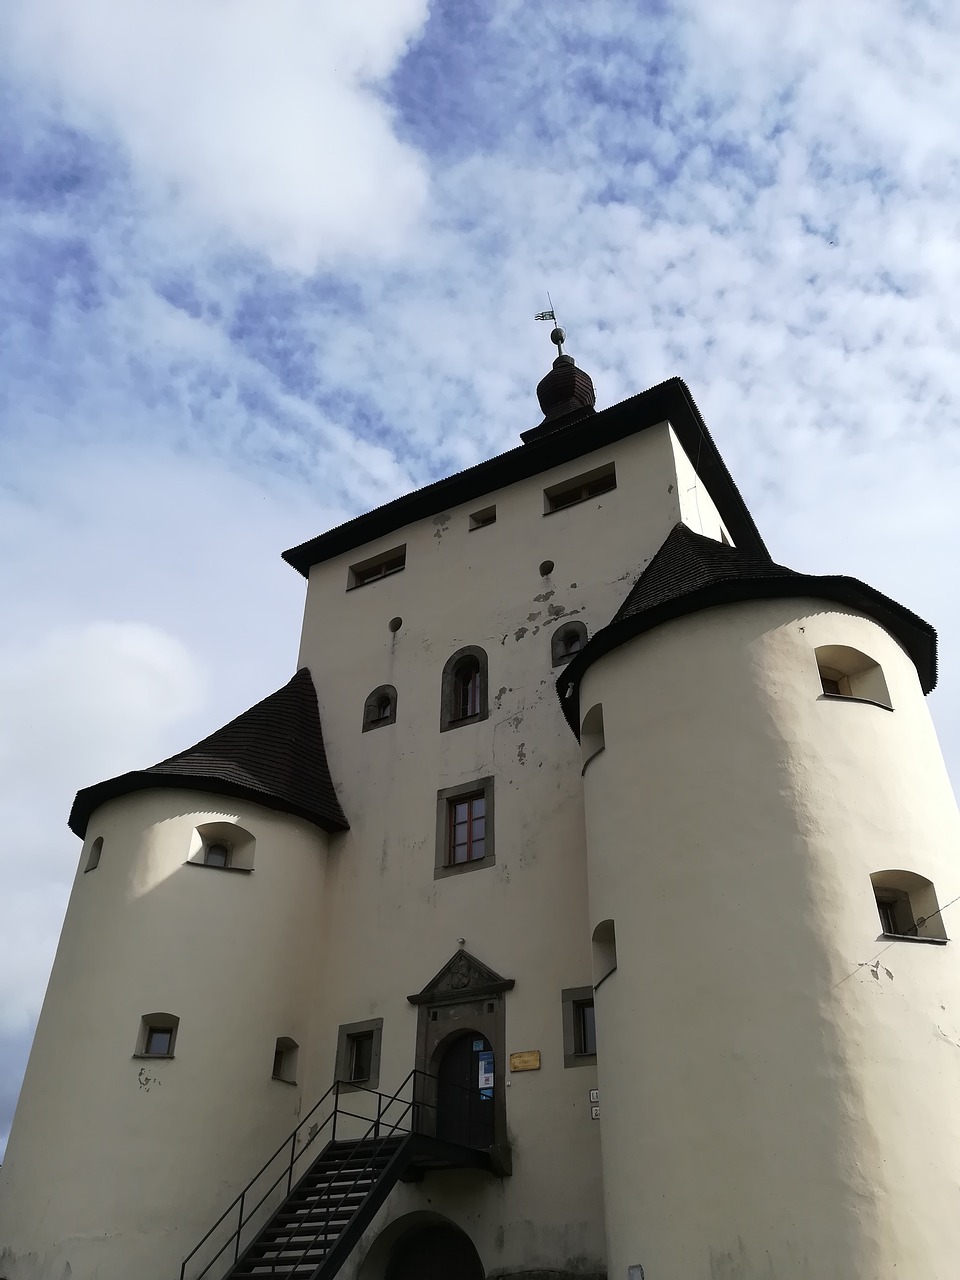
[
  {"left": 556, "top": 523, "right": 937, "bottom": 735},
  {"left": 69, "top": 668, "right": 349, "bottom": 838}
]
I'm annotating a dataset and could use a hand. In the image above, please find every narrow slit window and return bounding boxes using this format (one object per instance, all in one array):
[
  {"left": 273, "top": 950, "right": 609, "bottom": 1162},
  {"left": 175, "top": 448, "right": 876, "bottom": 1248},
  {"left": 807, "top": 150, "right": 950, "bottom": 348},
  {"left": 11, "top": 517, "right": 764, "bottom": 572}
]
[
  {"left": 573, "top": 1000, "right": 597, "bottom": 1056},
  {"left": 85, "top": 836, "right": 103, "bottom": 873},
  {"left": 272, "top": 1037, "right": 299, "bottom": 1084},
  {"left": 349, "top": 1032, "right": 374, "bottom": 1083}
]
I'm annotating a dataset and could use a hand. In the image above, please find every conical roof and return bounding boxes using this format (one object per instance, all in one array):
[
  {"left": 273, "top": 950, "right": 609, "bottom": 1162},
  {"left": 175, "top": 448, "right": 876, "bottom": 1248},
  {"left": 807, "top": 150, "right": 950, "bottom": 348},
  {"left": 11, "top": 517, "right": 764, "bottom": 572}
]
[
  {"left": 556, "top": 522, "right": 937, "bottom": 735},
  {"left": 69, "top": 668, "right": 348, "bottom": 837}
]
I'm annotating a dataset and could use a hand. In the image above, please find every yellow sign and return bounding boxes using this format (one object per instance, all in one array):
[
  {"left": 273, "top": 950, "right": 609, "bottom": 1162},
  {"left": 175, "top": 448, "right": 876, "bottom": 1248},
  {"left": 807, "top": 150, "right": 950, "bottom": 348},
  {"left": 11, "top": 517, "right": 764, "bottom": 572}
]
[{"left": 509, "top": 1050, "right": 541, "bottom": 1072}]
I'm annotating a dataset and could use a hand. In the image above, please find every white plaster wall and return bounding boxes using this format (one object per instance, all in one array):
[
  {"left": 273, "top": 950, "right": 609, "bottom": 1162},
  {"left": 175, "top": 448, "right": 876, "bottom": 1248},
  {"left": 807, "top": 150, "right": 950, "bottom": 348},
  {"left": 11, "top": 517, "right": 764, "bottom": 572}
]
[
  {"left": 580, "top": 600, "right": 960, "bottom": 1280},
  {"left": 292, "top": 427, "right": 691, "bottom": 1278},
  {"left": 0, "top": 789, "right": 328, "bottom": 1280},
  {"left": 668, "top": 424, "right": 733, "bottom": 544}
]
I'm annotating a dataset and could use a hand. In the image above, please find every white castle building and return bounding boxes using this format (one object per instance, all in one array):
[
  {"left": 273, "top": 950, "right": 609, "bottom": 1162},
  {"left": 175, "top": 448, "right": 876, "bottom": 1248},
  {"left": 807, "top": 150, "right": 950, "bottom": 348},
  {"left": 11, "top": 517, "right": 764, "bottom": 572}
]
[{"left": 2, "top": 337, "right": 960, "bottom": 1280}]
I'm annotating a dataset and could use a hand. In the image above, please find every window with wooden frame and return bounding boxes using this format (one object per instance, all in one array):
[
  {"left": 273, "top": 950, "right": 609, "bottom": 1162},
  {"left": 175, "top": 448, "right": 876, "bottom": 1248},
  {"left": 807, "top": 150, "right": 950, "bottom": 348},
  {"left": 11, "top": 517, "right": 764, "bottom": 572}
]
[
  {"left": 435, "top": 777, "right": 495, "bottom": 879},
  {"left": 448, "top": 792, "right": 486, "bottom": 865},
  {"left": 347, "top": 545, "right": 406, "bottom": 590},
  {"left": 440, "top": 646, "right": 489, "bottom": 731},
  {"left": 544, "top": 463, "right": 616, "bottom": 514}
]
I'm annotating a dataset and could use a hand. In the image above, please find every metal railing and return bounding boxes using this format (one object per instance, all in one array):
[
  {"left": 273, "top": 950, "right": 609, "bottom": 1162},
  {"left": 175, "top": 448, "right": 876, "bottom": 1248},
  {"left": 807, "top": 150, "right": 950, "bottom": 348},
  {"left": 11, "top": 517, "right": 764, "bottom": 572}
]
[{"left": 178, "top": 1067, "right": 486, "bottom": 1280}]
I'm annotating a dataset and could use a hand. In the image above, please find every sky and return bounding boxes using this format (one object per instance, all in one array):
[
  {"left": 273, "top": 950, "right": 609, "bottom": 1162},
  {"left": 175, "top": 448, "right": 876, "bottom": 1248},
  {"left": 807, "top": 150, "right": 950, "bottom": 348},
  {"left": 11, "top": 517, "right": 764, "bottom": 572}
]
[{"left": 2, "top": 0, "right": 960, "bottom": 1155}]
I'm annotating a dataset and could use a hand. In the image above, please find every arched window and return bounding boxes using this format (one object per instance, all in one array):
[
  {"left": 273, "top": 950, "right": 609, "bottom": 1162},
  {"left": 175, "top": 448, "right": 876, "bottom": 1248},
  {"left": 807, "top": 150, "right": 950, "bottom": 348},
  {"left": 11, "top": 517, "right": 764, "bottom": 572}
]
[
  {"left": 84, "top": 836, "right": 103, "bottom": 873},
  {"left": 440, "top": 646, "right": 488, "bottom": 731},
  {"left": 815, "top": 645, "right": 891, "bottom": 708},
  {"left": 551, "top": 620, "right": 587, "bottom": 667},
  {"left": 362, "top": 684, "right": 398, "bottom": 732},
  {"left": 592, "top": 919, "right": 617, "bottom": 987},
  {"left": 580, "top": 703, "right": 605, "bottom": 772},
  {"left": 871, "top": 870, "right": 947, "bottom": 941}
]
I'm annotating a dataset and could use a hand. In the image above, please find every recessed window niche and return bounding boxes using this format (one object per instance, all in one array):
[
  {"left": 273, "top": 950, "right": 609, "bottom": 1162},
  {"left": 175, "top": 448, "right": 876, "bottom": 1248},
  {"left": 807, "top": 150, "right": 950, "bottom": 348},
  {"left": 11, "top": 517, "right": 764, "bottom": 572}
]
[{"left": 187, "top": 821, "right": 255, "bottom": 873}]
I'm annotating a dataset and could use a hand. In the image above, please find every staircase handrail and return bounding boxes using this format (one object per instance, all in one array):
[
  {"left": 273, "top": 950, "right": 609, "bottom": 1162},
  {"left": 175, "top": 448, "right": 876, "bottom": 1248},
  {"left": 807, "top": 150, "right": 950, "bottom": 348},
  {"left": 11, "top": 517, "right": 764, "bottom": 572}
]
[
  {"left": 179, "top": 1080, "right": 340, "bottom": 1280},
  {"left": 276, "top": 1070, "right": 425, "bottom": 1278}
]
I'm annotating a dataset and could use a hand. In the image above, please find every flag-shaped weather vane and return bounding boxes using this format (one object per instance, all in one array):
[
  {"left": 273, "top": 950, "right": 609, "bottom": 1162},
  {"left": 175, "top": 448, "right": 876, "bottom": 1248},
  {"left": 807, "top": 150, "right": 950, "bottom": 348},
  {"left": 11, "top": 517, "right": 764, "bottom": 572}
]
[{"left": 535, "top": 293, "right": 566, "bottom": 354}]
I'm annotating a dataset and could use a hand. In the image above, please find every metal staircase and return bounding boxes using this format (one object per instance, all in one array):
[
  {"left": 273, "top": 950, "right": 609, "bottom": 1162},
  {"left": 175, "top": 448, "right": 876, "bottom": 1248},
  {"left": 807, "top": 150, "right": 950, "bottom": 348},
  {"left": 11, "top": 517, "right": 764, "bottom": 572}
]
[{"left": 179, "top": 1072, "right": 491, "bottom": 1280}]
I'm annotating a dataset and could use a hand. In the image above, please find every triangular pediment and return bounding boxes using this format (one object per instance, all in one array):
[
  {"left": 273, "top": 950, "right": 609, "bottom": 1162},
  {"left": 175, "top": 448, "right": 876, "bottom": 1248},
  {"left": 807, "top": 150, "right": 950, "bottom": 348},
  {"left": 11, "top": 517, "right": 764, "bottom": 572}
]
[{"left": 408, "top": 949, "right": 515, "bottom": 1006}]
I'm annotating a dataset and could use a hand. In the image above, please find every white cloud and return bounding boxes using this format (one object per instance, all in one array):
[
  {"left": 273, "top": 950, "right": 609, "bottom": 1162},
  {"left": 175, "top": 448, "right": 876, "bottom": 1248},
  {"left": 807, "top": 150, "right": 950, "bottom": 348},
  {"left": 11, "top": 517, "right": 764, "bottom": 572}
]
[{"left": 2, "top": 0, "right": 431, "bottom": 270}]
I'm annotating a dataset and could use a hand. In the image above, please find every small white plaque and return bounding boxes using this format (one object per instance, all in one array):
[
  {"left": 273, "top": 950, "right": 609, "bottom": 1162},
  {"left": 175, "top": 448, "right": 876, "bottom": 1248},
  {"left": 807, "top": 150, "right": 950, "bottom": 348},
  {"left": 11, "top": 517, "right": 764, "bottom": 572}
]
[
  {"left": 590, "top": 1105, "right": 600, "bottom": 1120},
  {"left": 589, "top": 1088, "right": 599, "bottom": 1103}
]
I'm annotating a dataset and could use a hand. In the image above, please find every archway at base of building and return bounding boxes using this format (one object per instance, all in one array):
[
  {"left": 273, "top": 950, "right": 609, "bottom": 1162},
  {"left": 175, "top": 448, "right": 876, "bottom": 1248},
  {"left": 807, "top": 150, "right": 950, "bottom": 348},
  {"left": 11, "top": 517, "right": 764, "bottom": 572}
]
[
  {"left": 385, "top": 1223, "right": 484, "bottom": 1280},
  {"left": 435, "top": 1030, "right": 495, "bottom": 1149}
]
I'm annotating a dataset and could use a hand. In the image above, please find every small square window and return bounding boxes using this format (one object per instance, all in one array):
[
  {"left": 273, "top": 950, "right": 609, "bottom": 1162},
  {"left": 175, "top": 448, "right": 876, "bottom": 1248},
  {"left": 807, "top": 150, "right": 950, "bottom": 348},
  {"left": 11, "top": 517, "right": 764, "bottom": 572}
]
[
  {"left": 146, "top": 1027, "right": 172, "bottom": 1056},
  {"left": 136, "top": 1014, "right": 179, "bottom": 1058},
  {"left": 469, "top": 506, "right": 497, "bottom": 530}
]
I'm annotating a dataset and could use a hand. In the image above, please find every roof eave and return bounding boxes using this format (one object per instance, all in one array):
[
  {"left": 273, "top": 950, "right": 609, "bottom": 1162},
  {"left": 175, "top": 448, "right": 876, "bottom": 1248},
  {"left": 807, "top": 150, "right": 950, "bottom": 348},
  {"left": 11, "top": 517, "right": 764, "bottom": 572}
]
[{"left": 282, "top": 377, "right": 768, "bottom": 576}]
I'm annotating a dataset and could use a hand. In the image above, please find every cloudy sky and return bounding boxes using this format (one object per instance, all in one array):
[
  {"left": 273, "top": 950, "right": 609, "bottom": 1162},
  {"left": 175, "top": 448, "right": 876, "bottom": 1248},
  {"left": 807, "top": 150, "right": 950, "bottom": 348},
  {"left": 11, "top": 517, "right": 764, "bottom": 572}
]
[{"left": 2, "top": 0, "right": 960, "bottom": 1154}]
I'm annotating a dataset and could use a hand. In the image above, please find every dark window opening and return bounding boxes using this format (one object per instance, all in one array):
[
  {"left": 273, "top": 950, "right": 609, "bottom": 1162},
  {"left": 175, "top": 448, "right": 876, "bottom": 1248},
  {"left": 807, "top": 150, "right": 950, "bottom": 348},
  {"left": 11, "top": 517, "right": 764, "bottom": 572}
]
[
  {"left": 454, "top": 658, "right": 481, "bottom": 720},
  {"left": 448, "top": 793, "right": 486, "bottom": 865},
  {"left": 145, "top": 1026, "right": 173, "bottom": 1056},
  {"left": 85, "top": 836, "right": 103, "bottom": 873},
  {"left": 204, "top": 842, "right": 231, "bottom": 868},
  {"left": 349, "top": 1031, "right": 374, "bottom": 1082},
  {"left": 545, "top": 465, "right": 617, "bottom": 513},
  {"left": 469, "top": 506, "right": 497, "bottom": 530},
  {"left": 272, "top": 1037, "right": 298, "bottom": 1084},
  {"left": 573, "top": 1000, "right": 597, "bottom": 1056},
  {"left": 348, "top": 546, "right": 406, "bottom": 589},
  {"left": 362, "top": 684, "right": 398, "bottom": 732}
]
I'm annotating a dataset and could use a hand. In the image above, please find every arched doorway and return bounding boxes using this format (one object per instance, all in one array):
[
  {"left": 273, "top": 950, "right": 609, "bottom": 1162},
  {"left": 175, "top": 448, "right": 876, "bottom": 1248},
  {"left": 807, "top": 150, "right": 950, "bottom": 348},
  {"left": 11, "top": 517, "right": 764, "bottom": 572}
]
[
  {"left": 435, "top": 1031, "right": 495, "bottom": 1149},
  {"left": 385, "top": 1223, "right": 484, "bottom": 1280}
]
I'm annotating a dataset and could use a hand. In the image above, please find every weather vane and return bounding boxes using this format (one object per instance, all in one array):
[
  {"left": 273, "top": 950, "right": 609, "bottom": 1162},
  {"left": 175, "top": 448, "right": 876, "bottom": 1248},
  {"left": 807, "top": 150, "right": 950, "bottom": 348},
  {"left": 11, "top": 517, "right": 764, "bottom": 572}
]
[{"left": 535, "top": 293, "right": 566, "bottom": 355}]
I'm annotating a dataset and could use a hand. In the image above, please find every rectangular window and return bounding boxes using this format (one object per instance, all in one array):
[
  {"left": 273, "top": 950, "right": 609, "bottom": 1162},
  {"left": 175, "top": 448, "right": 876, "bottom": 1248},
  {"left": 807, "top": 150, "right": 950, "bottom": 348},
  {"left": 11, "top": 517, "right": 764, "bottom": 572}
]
[
  {"left": 435, "top": 778, "right": 495, "bottom": 880},
  {"left": 448, "top": 793, "right": 486, "bottom": 865},
  {"left": 334, "top": 1018, "right": 383, "bottom": 1091},
  {"left": 348, "top": 1031, "right": 374, "bottom": 1082},
  {"left": 544, "top": 463, "right": 616, "bottom": 514},
  {"left": 469, "top": 505, "right": 497, "bottom": 530},
  {"left": 573, "top": 1000, "right": 597, "bottom": 1056},
  {"left": 145, "top": 1027, "right": 173, "bottom": 1056},
  {"left": 347, "top": 545, "right": 406, "bottom": 590},
  {"left": 561, "top": 986, "right": 597, "bottom": 1068}
]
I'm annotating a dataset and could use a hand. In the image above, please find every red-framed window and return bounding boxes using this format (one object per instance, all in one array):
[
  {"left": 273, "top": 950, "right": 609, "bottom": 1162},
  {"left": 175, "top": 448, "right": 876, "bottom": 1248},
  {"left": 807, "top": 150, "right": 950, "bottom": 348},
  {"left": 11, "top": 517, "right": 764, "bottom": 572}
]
[{"left": 448, "top": 793, "right": 486, "bottom": 864}]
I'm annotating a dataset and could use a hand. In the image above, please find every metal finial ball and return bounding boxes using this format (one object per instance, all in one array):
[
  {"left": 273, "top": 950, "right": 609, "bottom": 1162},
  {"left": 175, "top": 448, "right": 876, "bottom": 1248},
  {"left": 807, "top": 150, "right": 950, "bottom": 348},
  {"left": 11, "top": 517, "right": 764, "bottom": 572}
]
[{"left": 550, "top": 326, "right": 566, "bottom": 348}]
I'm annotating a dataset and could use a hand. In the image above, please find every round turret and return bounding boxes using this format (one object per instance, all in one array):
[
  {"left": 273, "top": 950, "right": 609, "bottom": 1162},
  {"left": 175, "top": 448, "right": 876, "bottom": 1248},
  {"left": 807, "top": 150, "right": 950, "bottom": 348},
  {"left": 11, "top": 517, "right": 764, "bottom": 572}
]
[{"left": 575, "top": 591, "right": 960, "bottom": 1279}]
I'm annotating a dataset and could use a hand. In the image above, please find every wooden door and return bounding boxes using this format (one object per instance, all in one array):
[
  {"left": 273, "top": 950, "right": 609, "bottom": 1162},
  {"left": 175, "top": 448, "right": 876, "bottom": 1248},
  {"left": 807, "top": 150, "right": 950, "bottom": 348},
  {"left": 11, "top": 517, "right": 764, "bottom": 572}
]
[{"left": 435, "top": 1032, "right": 495, "bottom": 1149}]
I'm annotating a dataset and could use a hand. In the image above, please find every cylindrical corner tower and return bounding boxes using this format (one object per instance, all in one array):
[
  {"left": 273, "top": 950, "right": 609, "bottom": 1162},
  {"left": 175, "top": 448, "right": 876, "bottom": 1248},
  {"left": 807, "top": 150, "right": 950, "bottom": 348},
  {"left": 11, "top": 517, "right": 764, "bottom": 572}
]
[
  {"left": 578, "top": 596, "right": 960, "bottom": 1279},
  {"left": 0, "top": 669, "right": 346, "bottom": 1280}
]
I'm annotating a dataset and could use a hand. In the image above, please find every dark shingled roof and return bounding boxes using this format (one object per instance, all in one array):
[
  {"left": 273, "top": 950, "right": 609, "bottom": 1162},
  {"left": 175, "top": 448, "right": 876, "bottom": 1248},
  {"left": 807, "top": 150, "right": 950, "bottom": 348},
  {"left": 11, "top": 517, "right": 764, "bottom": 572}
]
[
  {"left": 68, "top": 668, "right": 349, "bottom": 838},
  {"left": 282, "top": 377, "right": 769, "bottom": 575},
  {"left": 556, "top": 522, "right": 938, "bottom": 735}
]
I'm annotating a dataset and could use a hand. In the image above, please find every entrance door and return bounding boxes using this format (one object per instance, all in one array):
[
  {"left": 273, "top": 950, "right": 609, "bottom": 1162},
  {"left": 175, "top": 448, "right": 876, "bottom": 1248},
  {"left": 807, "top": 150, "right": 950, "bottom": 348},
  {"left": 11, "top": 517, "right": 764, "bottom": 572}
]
[
  {"left": 385, "top": 1225, "right": 484, "bottom": 1280},
  {"left": 435, "top": 1032, "right": 495, "bottom": 1148}
]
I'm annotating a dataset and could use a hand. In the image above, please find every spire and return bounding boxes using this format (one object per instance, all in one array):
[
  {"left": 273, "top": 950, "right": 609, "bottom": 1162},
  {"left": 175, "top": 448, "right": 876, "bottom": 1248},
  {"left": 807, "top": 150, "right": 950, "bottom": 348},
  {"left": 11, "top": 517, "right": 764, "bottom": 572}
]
[{"left": 523, "top": 306, "right": 596, "bottom": 442}]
